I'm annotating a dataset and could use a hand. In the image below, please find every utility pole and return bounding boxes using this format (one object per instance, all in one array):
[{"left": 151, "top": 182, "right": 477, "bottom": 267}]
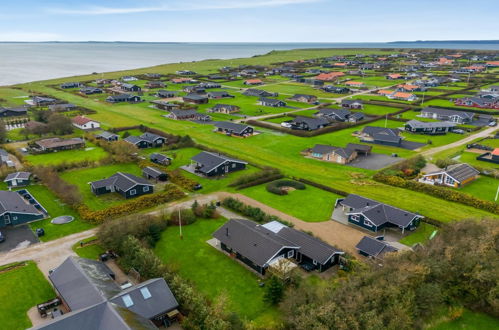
[
  {"left": 421, "top": 91, "right": 426, "bottom": 106},
  {"left": 179, "top": 209, "right": 183, "bottom": 240},
  {"left": 495, "top": 183, "right": 499, "bottom": 202}
]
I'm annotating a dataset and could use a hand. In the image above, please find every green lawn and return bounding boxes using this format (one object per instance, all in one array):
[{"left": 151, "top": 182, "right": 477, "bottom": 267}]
[
  {"left": 458, "top": 176, "right": 499, "bottom": 202},
  {"left": 0, "top": 261, "right": 55, "bottom": 330},
  {"left": 24, "top": 142, "right": 109, "bottom": 165},
  {"left": 60, "top": 163, "right": 143, "bottom": 211},
  {"left": 430, "top": 309, "right": 499, "bottom": 330},
  {"left": 72, "top": 240, "right": 105, "bottom": 260},
  {"left": 0, "top": 87, "right": 31, "bottom": 106},
  {"left": 154, "top": 218, "right": 281, "bottom": 326},
  {"left": 240, "top": 182, "right": 341, "bottom": 222},
  {"left": 399, "top": 222, "right": 438, "bottom": 246}
]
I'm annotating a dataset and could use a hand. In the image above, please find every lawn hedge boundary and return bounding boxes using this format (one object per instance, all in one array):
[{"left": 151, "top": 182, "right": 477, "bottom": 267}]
[
  {"left": 373, "top": 173, "right": 499, "bottom": 215},
  {"left": 266, "top": 180, "right": 305, "bottom": 195},
  {"left": 293, "top": 177, "right": 349, "bottom": 197},
  {"left": 221, "top": 197, "right": 294, "bottom": 227}
]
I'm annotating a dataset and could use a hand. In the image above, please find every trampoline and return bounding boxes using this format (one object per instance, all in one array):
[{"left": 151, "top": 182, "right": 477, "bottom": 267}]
[{"left": 51, "top": 216, "right": 75, "bottom": 225}]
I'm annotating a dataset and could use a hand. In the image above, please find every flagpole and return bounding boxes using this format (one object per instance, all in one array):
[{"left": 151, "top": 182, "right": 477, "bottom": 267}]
[{"left": 179, "top": 209, "right": 183, "bottom": 240}]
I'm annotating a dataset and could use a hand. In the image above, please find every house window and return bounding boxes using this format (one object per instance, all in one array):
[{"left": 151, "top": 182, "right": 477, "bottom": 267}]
[
  {"left": 350, "top": 214, "right": 360, "bottom": 222},
  {"left": 312, "top": 260, "right": 317, "bottom": 265},
  {"left": 143, "top": 186, "right": 150, "bottom": 192},
  {"left": 130, "top": 189, "right": 137, "bottom": 196},
  {"left": 232, "top": 163, "right": 236, "bottom": 168},
  {"left": 287, "top": 250, "right": 294, "bottom": 258},
  {"left": 140, "top": 287, "right": 152, "bottom": 300},
  {"left": 13, "top": 216, "right": 17, "bottom": 220},
  {"left": 122, "top": 294, "right": 134, "bottom": 307},
  {"left": 444, "top": 176, "right": 454, "bottom": 185},
  {"left": 364, "top": 220, "right": 373, "bottom": 227}
]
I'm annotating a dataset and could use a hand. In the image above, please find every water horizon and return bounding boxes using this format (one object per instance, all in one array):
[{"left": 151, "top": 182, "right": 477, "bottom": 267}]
[{"left": 1, "top": 41, "right": 498, "bottom": 86}]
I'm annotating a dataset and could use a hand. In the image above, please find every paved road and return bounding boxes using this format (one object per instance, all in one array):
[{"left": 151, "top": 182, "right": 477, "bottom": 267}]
[{"left": 421, "top": 125, "right": 497, "bottom": 157}]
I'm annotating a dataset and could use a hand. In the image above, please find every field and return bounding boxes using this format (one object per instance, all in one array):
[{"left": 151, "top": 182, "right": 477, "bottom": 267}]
[
  {"left": 72, "top": 238, "right": 105, "bottom": 259},
  {"left": 60, "top": 163, "right": 143, "bottom": 210},
  {"left": 240, "top": 182, "right": 341, "bottom": 222},
  {"left": 459, "top": 176, "right": 499, "bottom": 202},
  {"left": 399, "top": 222, "right": 438, "bottom": 246},
  {"left": 154, "top": 218, "right": 281, "bottom": 326},
  {"left": 24, "top": 142, "right": 109, "bottom": 165},
  {"left": 430, "top": 309, "right": 499, "bottom": 330},
  {"left": 0, "top": 261, "right": 55, "bottom": 330}
]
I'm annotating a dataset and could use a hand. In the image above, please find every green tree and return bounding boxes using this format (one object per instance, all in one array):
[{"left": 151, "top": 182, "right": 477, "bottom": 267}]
[{"left": 264, "top": 275, "right": 284, "bottom": 305}]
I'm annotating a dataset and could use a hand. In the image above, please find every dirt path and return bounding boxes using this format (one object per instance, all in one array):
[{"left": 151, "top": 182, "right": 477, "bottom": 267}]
[{"left": 421, "top": 125, "right": 497, "bottom": 157}]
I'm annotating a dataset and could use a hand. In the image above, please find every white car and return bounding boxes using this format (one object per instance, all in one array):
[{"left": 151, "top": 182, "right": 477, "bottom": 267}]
[{"left": 281, "top": 122, "right": 292, "bottom": 128}]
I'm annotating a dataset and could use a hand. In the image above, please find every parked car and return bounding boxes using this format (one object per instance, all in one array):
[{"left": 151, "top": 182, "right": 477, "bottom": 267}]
[
  {"left": 452, "top": 129, "right": 465, "bottom": 134},
  {"left": 0, "top": 231, "right": 5, "bottom": 243},
  {"left": 35, "top": 228, "right": 45, "bottom": 237},
  {"left": 281, "top": 122, "right": 292, "bottom": 128},
  {"left": 489, "top": 121, "right": 497, "bottom": 127},
  {"left": 193, "top": 183, "right": 203, "bottom": 191}
]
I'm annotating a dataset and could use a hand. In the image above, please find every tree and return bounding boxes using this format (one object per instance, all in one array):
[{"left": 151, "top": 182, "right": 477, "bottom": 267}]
[
  {"left": 264, "top": 275, "right": 285, "bottom": 305},
  {"left": 47, "top": 113, "right": 73, "bottom": 135},
  {"left": 0, "top": 121, "right": 7, "bottom": 143}
]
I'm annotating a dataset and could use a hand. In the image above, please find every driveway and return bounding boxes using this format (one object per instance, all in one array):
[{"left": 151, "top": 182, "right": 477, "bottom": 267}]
[
  {"left": 0, "top": 225, "right": 39, "bottom": 253},
  {"left": 348, "top": 153, "right": 403, "bottom": 170}
]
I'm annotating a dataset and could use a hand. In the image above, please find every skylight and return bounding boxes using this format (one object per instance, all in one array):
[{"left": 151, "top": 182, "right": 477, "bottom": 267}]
[
  {"left": 140, "top": 287, "right": 152, "bottom": 299},
  {"left": 122, "top": 294, "right": 134, "bottom": 307}
]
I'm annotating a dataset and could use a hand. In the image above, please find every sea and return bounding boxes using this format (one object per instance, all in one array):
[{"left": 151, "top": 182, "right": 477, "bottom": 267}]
[{"left": 1, "top": 41, "right": 498, "bottom": 86}]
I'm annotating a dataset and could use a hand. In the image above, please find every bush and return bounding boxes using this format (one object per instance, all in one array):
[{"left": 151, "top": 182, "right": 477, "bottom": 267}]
[
  {"left": 266, "top": 180, "right": 306, "bottom": 195},
  {"left": 229, "top": 168, "right": 282, "bottom": 188},
  {"left": 221, "top": 197, "right": 294, "bottom": 227},
  {"left": 32, "top": 166, "right": 82, "bottom": 206},
  {"left": 168, "top": 208, "right": 197, "bottom": 226}
]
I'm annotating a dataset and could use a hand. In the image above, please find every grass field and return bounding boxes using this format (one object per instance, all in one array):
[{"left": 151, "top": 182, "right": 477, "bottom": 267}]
[
  {"left": 399, "top": 222, "right": 438, "bottom": 246},
  {"left": 154, "top": 218, "right": 281, "bottom": 326},
  {"left": 0, "top": 87, "right": 31, "bottom": 106},
  {"left": 72, "top": 240, "right": 105, "bottom": 259},
  {"left": 430, "top": 309, "right": 499, "bottom": 330},
  {"left": 24, "top": 142, "right": 109, "bottom": 165},
  {"left": 0, "top": 261, "right": 55, "bottom": 330},
  {"left": 60, "top": 163, "right": 143, "bottom": 210},
  {"left": 240, "top": 182, "right": 341, "bottom": 222},
  {"left": 459, "top": 176, "right": 499, "bottom": 202}
]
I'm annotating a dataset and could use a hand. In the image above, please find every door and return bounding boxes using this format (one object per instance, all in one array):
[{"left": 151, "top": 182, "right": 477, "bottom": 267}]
[
  {"left": 4, "top": 214, "right": 11, "bottom": 225},
  {"left": 11, "top": 180, "right": 17, "bottom": 187}
]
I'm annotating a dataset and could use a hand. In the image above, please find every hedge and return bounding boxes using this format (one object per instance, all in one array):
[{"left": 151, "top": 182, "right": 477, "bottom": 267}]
[
  {"left": 293, "top": 177, "right": 349, "bottom": 197},
  {"left": 373, "top": 173, "right": 499, "bottom": 214},
  {"left": 229, "top": 168, "right": 283, "bottom": 189},
  {"left": 221, "top": 197, "right": 294, "bottom": 227},
  {"left": 266, "top": 180, "right": 305, "bottom": 195}
]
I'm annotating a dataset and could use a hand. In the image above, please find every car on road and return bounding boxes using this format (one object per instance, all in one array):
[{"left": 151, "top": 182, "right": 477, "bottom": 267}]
[{"left": 0, "top": 232, "right": 5, "bottom": 243}]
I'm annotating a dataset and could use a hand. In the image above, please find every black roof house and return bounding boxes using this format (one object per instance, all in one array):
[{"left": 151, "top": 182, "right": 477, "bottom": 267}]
[
  {"left": 420, "top": 107, "right": 474, "bottom": 124},
  {"left": 360, "top": 126, "right": 402, "bottom": 146},
  {"left": 90, "top": 172, "right": 154, "bottom": 199},
  {"left": 290, "top": 116, "right": 329, "bottom": 131},
  {"left": 259, "top": 97, "right": 286, "bottom": 107},
  {"left": 213, "top": 219, "right": 343, "bottom": 274},
  {"left": 213, "top": 121, "right": 254, "bottom": 137},
  {"left": 0, "top": 106, "right": 28, "bottom": 117},
  {"left": 338, "top": 194, "right": 423, "bottom": 233},
  {"left": 142, "top": 166, "right": 167, "bottom": 182},
  {"left": 35, "top": 256, "right": 178, "bottom": 330},
  {"left": 150, "top": 153, "right": 171, "bottom": 166},
  {"left": 355, "top": 236, "right": 398, "bottom": 259},
  {"left": 124, "top": 133, "right": 165, "bottom": 148},
  {"left": 191, "top": 151, "right": 247, "bottom": 177},
  {"left": 242, "top": 89, "right": 277, "bottom": 97},
  {"left": 316, "top": 108, "right": 351, "bottom": 122}
]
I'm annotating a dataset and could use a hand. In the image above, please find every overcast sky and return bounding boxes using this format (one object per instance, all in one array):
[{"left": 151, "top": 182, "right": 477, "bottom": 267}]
[{"left": 1, "top": 0, "right": 497, "bottom": 42}]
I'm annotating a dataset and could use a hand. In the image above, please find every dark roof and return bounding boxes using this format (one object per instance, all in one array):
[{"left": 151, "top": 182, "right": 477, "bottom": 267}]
[
  {"left": 355, "top": 236, "right": 397, "bottom": 258},
  {"left": 0, "top": 107, "right": 28, "bottom": 114},
  {"left": 259, "top": 97, "right": 285, "bottom": 105},
  {"left": 96, "top": 131, "right": 119, "bottom": 139},
  {"left": 342, "top": 99, "right": 363, "bottom": 105},
  {"left": 208, "top": 91, "right": 232, "bottom": 98},
  {"left": 427, "top": 163, "right": 480, "bottom": 183},
  {"left": 341, "top": 194, "right": 421, "bottom": 228},
  {"left": 406, "top": 120, "right": 456, "bottom": 129},
  {"left": 110, "top": 278, "right": 178, "bottom": 319},
  {"left": 191, "top": 151, "right": 247, "bottom": 174},
  {"left": 421, "top": 107, "right": 474, "bottom": 120},
  {"left": 212, "top": 104, "right": 239, "bottom": 111},
  {"left": 310, "top": 144, "right": 355, "bottom": 158},
  {"left": 361, "top": 126, "right": 401, "bottom": 144},
  {"left": 290, "top": 94, "right": 316, "bottom": 100},
  {"left": 345, "top": 143, "right": 372, "bottom": 152},
  {"left": 0, "top": 190, "right": 43, "bottom": 216},
  {"left": 214, "top": 121, "right": 252, "bottom": 134},
  {"left": 142, "top": 166, "right": 166, "bottom": 179},
  {"left": 316, "top": 108, "right": 350, "bottom": 120},
  {"left": 140, "top": 133, "right": 164, "bottom": 143},
  {"left": 4, "top": 171, "right": 31, "bottom": 181},
  {"left": 169, "top": 109, "right": 200, "bottom": 117},
  {"left": 183, "top": 93, "right": 208, "bottom": 100},
  {"left": 292, "top": 116, "right": 329, "bottom": 130},
  {"left": 49, "top": 256, "right": 120, "bottom": 311},
  {"left": 91, "top": 172, "right": 153, "bottom": 191},
  {"left": 124, "top": 136, "right": 144, "bottom": 145},
  {"left": 243, "top": 88, "right": 272, "bottom": 97},
  {"left": 150, "top": 153, "right": 170, "bottom": 162}
]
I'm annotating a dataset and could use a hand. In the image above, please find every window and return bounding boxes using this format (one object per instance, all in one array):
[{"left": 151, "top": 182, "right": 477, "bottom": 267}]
[
  {"left": 350, "top": 214, "right": 360, "bottom": 222},
  {"left": 445, "top": 176, "right": 454, "bottom": 185},
  {"left": 122, "top": 294, "right": 134, "bottom": 307},
  {"left": 13, "top": 216, "right": 17, "bottom": 220},
  {"left": 287, "top": 250, "right": 294, "bottom": 258},
  {"left": 312, "top": 260, "right": 317, "bottom": 265},
  {"left": 140, "top": 287, "right": 152, "bottom": 300},
  {"left": 130, "top": 189, "right": 136, "bottom": 196},
  {"left": 143, "top": 186, "right": 149, "bottom": 192},
  {"left": 364, "top": 220, "right": 373, "bottom": 227},
  {"left": 232, "top": 163, "right": 236, "bottom": 168}
]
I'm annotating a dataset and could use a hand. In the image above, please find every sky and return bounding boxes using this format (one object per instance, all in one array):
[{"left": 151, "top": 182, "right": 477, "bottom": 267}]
[{"left": 0, "top": 0, "right": 498, "bottom": 42}]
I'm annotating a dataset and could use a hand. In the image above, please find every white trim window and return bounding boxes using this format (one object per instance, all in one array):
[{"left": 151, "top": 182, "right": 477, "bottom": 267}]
[
  {"left": 350, "top": 214, "right": 360, "bottom": 222},
  {"left": 364, "top": 220, "right": 373, "bottom": 227},
  {"left": 130, "top": 189, "right": 137, "bottom": 196},
  {"left": 140, "top": 287, "right": 152, "bottom": 300},
  {"left": 312, "top": 260, "right": 317, "bottom": 265},
  {"left": 143, "top": 186, "right": 150, "bottom": 192},
  {"left": 287, "top": 250, "right": 294, "bottom": 258}
]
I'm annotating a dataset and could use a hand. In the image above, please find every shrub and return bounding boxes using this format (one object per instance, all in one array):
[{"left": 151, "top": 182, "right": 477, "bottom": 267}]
[
  {"left": 266, "top": 180, "right": 306, "bottom": 195},
  {"left": 221, "top": 197, "right": 293, "bottom": 226},
  {"left": 168, "top": 208, "right": 197, "bottom": 226}
]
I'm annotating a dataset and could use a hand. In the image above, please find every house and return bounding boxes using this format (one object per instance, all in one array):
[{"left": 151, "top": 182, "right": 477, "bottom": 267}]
[
  {"left": 60, "top": 82, "right": 81, "bottom": 89},
  {"left": 168, "top": 109, "right": 210, "bottom": 121},
  {"left": 48, "top": 103, "right": 77, "bottom": 112},
  {"left": 0, "top": 149, "right": 13, "bottom": 167},
  {"left": 91, "top": 172, "right": 154, "bottom": 199},
  {"left": 290, "top": 116, "right": 329, "bottom": 131},
  {"left": 142, "top": 166, "right": 168, "bottom": 182},
  {"left": 258, "top": 97, "right": 286, "bottom": 107},
  {"left": 176, "top": 70, "right": 196, "bottom": 75},
  {"left": 316, "top": 108, "right": 350, "bottom": 122},
  {"left": 183, "top": 85, "right": 205, "bottom": 94},
  {"left": 121, "top": 83, "right": 141, "bottom": 92},
  {"left": 156, "top": 90, "right": 177, "bottom": 98},
  {"left": 95, "top": 131, "right": 119, "bottom": 142},
  {"left": 4, "top": 172, "right": 31, "bottom": 187},
  {"left": 171, "top": 77, "right": 194, "bottom": 84},
  {"left": 455, "top": 97, "right": 499, "bottom": 110},
  {"left": 388, "top": 92, "right": 417, "bottom": 101},
  {"left": 214, "top": 121, "right": 254, "bottom": 137},
  {"left": 71, "top": 116, "right": 101, "bottom": 130},
  {"left": 121, "top": 76, "right": 138, "bottom": 81},
  {"left": 477, "top": 148, "right": 499, "bottom": 164},
  {"left": 34, "top": 137, "right": 85, "bottom": 152},
  {"left": 182, "top": 93, "right": 209, "bottom": 104},
  {"left": 125, "top": 133, "right": 166, "bottom": 149},
  {"left": 336, "top": 194, "right": 422, "bottom": 233},
  {"left": 323, "top": 86, "right": 350, "bottom": 94},
  {"left": 355, "top": 236, "right": 398, "bottom": 259},
  {"left": 0, "top": 107, "right": 28, "bottom": 117},
  {"left": 0, "top": 190, "right": 46, "bottom": 227},
  {"left": 34, "top": 256, "right": 179, "bottom": 330},
  {"left": 79, "top": 87, "right": 103, "bottom": 95},
  {"left": 397, "top": 84, "right": 422, "bottom": 92},
  {"left": 486, "top": 61, "right": 499, "bottom": 67},
  {"left": 31, "top": 96, "right": 56, "bottom": 106},
  {"left": 345, "top": 81, "right": 364, "bottom": 87},
  {"left": 243, "top": 79, "right": 263, "bottom": 85},
  {"left": 359, "top": 126, "right": 402, "bottom": 146},
  {"left": 341, "top": 99, "right": 363, "bottom": 109},
  {"left": 198, "top": 82, "right": 221, "bottom": 89},
  {"left": 151, "top": 101, "right": 179, "bottom": 111},
  {"left": 305, "top": 144, "right": 358, "bottom": 164},
  {"left": 242, "top": 89, "right": 277, "bottom": 97},
  {"left": 145, "top": 81, "right": 165, "bottom": 89},
  {"left": 420, "top": 107, "right": 474, "bottom": 124},
  {"left": 377, "top": 89, "right": 394, "bottom": 96},
  {"left": 106, "top": 94, "right": 141, "bottom": 103},
  {"left": 386, "top": 73, "right": 403, "bottom": 80},
  {"left": 210, "top": 104, "right": 240, "bottom": 114},
  {"left": 349, "top": 112, "right": 365, "bottom": 123},
  {"left": 405, "top": 120, "right": 456, "bottom": 134},
  {"left": 190, "top": 151, "right": 247, "bottom": 177},
  {"left": 289, "top": 94, "right": 318, "bottom": 104},
  {"left": 420, "top": 163, "right": 479, "bottom": 188},
  {"left": 207, "top": 91, "right": 234, "bottom": 99},
  {"left": 212, "top": 219, "right": 344, "bottom": 275},
  {"left": 314, "top": 72, "right": 345, "bottom": 81},
  {"left": 150, "top": 153, "right": 171, "bottom": 166}
]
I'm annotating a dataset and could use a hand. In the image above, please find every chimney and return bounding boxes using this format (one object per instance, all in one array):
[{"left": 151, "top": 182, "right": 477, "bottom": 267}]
[{"left": 225, "top": 227, "right": 229, "bottom": 237}]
